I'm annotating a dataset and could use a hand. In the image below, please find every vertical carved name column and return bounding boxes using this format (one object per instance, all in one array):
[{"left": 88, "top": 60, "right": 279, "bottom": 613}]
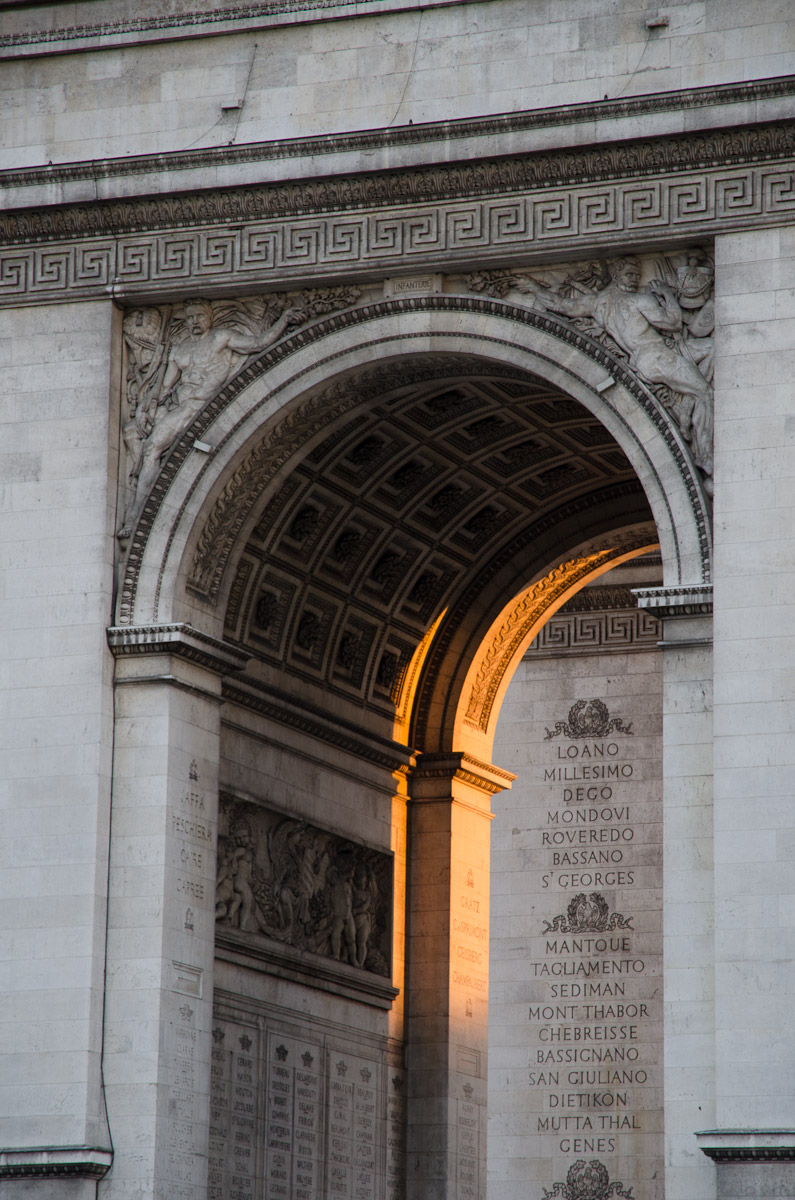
[
  {"left": 407, "top": 753, "right": 514, "bottom": 1200},
  {"left": 105, "top": 625, "right": 249, "bottom": 1200},
  {"left": 530, "top": 698, "right": 663, "bottom": 1199}
]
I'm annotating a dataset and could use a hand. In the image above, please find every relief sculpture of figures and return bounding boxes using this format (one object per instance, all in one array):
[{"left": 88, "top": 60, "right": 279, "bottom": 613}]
[
  {"left": 215, "top": 797, "right": 391, "bottom": 977},
  {"left": 471, "top": 251, "right": 715, "bottom": 495},
  {"left": 119, "top": 287, "right": 359, "bottom": 539}
]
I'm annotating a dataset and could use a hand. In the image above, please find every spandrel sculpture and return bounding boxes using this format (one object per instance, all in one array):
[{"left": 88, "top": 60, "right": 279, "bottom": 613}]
[
  {"left": 470, "top": 251, "right": 715, "bottom": 496},
  {"left": 119, "top": 288, "right": 359, "bottom": 538}
]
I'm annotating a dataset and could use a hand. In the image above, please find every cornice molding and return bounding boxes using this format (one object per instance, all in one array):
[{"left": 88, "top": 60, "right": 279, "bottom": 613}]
[
  {"left": 411, "top": 752, "right": 517, "bottom": 797},
  {"left": 221, "top": 676, "right": 416, "bottom": 774},
  {"left": 107, "top": 622, "right": 251, "bottom": 674},
  {"left": 3, "top": 78, "right": 794, "bottom": 194},
  {"left": 215, "top": 927, "right": 399, "bottom": 1010},
  {"left": 0, "top": 1147, "right": 113, "bottom": 1180},
  {"left": 633, "top": 584, "right": 713, "bottom": 618},
  {"left": 696, "top": 1131, "right": 795, "bottom": 1164}
]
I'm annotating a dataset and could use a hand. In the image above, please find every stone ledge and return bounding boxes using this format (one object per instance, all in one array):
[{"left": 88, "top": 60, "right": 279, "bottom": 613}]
[
  {"left": 412, "top": 752, "right": 517, "bottom": 798},
  {"left": 222, "top": 677, "right": 416, "bottom": 774},
  {"left": 216, "top": 928, "right": 399, "bottom": 1010},
  {"left": 107, "top": 622, "right": 251, "bottom": 675},
  {"left": 2, "top": 78, "right": 792, "bottom": 193},
  {"left": 696, "top": 1130, "right": 795, "bottom": 1162},
  {"left": 633, "top": 584, "right": 713, "bottom": 619},
  {"left": 0, "top": 1147, "right": 113, "bottom": 1180}
]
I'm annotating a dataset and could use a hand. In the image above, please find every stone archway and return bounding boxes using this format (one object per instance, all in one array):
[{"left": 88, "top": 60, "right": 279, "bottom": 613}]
[
  {"left": 114, "top": 296, "right": 711, "bottom": 635},
  {"left": 104, "top": 294, "right": 712, "bottom": 1200}
]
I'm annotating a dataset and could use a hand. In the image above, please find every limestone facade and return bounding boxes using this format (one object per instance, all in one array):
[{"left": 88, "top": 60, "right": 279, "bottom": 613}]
[{"left": 1, "top": 3, "right": 795, "bottom": 1199}]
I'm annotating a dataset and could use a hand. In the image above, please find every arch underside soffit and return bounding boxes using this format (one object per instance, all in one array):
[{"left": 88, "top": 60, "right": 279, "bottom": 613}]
[
  {"left": 219, "top": 355, "right": 655, "bottom": 744},
  {"left": 115, "top": 298, "right": 712, "bottom": 751}
]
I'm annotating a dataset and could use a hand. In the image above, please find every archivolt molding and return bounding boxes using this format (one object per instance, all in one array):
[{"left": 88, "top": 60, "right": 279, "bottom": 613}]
[
  {"left": 115, "top": 294, "right": 712, "bottom": 629},
  {"left": 1, "top": 123, "right": 794, "bottom": 306},
  {"left": 463, "top": 534, "right": 658, "bottom": 735}
]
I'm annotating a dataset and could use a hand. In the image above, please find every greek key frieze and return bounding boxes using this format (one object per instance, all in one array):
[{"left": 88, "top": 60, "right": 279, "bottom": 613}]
[{"left": 2, "top": 161, "right": 795, "bottom": 306}]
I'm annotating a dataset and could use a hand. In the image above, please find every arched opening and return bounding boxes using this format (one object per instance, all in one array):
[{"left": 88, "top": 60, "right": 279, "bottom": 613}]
[
  {"left": 109, "top": 298, "right": 709, "bottom": 1200},
  {"left": 486, "top": 550, "right": 665, "bottom": 1200}
]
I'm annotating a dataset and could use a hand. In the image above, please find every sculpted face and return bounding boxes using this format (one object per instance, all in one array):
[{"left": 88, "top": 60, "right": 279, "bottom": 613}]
[
  {"left": 185, "top": 304, "right": 213, "bottom": 336},
  {"left": 615, "top": 261, "right": 641, "bottom": 292}
]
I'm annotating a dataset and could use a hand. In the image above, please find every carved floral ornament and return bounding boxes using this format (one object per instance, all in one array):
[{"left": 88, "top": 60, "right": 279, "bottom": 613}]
[
  {"left": 462, "top": 531, "right": 658, "bottom": 736},
  {"left": 115, "top": 262, "right": 713, "bottom": 625}
]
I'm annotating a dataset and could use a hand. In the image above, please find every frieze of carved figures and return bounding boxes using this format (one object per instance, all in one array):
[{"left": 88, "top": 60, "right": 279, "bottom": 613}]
[
  {"left": 119, "top": 286, "right": 360, "bottom": 538},
  {"left": 215, "top": 796, "right": 392, "bottom": 977},
  {"left": 469, "top": 248, "right": 715, "bottom": 496}
]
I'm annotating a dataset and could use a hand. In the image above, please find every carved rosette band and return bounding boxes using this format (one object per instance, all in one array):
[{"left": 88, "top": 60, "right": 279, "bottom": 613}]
[{"left": 464, "top": 534, "right": 657, "bottom": 735}]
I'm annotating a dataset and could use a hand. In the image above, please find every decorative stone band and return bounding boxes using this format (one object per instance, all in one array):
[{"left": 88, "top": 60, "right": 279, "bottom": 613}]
[
  {"left": 2, "top": 125, "right": 795, "bottom": 306},
  {"left": 632, "top": 584, "right": 713, "bottom": 619},
  {"left": 222, "top": 677, "right": 416, "bottom": 775},
  {"left": 0, "top": 0, "right": 459, "bottom": 55},
  {"left": 106, "top": 622, "right": 250, "bottom": 675},
  {"left": 411, "top": 752, "right": 517, "bottom": 799},
  {"left": 0, "top": 1146, "right": 113, "bottom": 1180},
  {"left": 216, "top": 926, "right": 400, "bottom": 1011},
  {"left": 696, "top": 1130, "right": 795, "bottom": 1163}
]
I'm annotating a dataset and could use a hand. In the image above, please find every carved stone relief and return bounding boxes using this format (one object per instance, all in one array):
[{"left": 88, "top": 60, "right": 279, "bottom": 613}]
[
  {"left": 3, "top": 119, "right": 794, "bottom": 309},
  {"left": 119, "top": 286, "right": 359, "bottom": 538},
  {"left": 469, "top": 249, "right": 715, "bottom": 494},
  {"left": 216, "top": 796, "right": 392, "bottom": 978}
]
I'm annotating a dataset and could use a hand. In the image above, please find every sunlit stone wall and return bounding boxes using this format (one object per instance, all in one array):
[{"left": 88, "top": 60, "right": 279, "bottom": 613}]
[{"left": 489, "top": 569, "right": 663, "bottom": 1200}]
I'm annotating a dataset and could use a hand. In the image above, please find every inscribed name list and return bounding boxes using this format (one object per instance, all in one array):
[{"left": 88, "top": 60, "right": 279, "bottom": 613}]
[{"left": 529, "top": 700, "right": 663, "bottom": 1198}]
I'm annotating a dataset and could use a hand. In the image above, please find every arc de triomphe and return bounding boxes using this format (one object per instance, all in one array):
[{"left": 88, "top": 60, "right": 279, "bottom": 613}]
[{"left": 2, "top": 4, "right": 794, "bottom": 1200}]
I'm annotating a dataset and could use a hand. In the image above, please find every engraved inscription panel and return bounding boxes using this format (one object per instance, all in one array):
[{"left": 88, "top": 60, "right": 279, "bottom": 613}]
[
  {"left": 326, "top": 1051, "right": 380, "bottom": 1200},
  {"left": 208, "top": 1024, "right": 259, "bottom": 1200},
  {"left": 265, "top": 1033, "right": 322, "bottom": 1200},
  {"left": 210, "top": 1009, "right": 403, "bottom": 1200},
  {"left": 490, "top": 683, "right": 663, "bottom": 1200}
]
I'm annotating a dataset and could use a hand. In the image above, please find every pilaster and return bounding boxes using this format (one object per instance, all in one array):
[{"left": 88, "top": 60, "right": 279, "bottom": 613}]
[
  {"left": 405, "top": 753, "right": 514, "bottom": 1200},
  {"left": 635, "top": 587, "right": 715, "bottom": 1200},
  {"left": 703, "top": 228, "right": 795, "bottom": 1198},
  {"left": 101, "top": 625, "right": 248, "bottom": 1200}
]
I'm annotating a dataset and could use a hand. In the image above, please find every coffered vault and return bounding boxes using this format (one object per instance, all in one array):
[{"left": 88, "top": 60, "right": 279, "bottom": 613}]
[{"left": 115, "top": 297, "right": 711, "bottom": 750}]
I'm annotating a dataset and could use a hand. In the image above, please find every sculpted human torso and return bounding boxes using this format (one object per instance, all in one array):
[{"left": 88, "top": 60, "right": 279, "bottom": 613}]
[{"left": 506, "top": 255, "right": 715, "bottom": 494}]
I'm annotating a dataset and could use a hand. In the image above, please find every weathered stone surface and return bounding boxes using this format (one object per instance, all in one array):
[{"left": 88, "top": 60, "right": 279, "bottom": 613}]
[{"left": 3, "top": 4, "right": 795, "bottom": 1200}]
